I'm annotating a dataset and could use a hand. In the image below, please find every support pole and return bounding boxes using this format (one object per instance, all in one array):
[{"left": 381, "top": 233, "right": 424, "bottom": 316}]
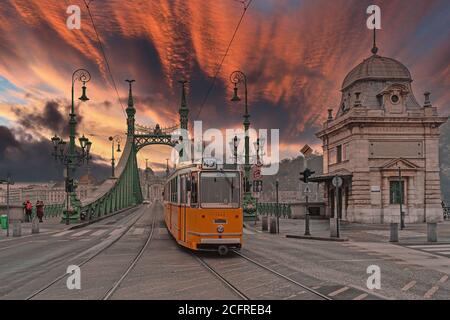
[{"left": 304, "top": 193, "right": 310, "bottom": 236}]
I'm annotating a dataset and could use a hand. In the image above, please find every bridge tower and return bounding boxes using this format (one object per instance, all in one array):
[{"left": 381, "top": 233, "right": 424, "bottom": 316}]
[
  {"left": 125, "top": 79, "right": 142, "bottom": 206},
  {"left": 178, "top": 80, "right": 189, "bottom": 130},
  {"left": 126, "top": 79, "right": 136, "bottom": 137}
]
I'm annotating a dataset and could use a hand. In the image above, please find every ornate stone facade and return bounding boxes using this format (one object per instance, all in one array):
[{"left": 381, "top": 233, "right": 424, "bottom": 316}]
[
  {"left": 140, "top": 166, "right": 164, "bottom": 202},
  {"left": 315, "top": 52, "right": 448, "bottom": 224}
]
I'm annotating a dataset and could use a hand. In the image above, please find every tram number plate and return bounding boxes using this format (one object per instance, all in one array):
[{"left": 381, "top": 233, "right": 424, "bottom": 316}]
[{"left": 214, "top": 219, "right": 227, "bottom": 224}]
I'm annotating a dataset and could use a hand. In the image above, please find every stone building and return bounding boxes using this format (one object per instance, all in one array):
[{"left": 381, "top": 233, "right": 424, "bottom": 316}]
[
  {"left": 0, "top": 186, "right": 5, "bottom": 204},
  {"left": 313, "top": 46, "right": 448, "bottom": 224},
  {"left": 3, "top": 174, "right": 99, "bottom": 206},
  {"left": 140, "top": 166, "right": 164, "bottom": 202}
]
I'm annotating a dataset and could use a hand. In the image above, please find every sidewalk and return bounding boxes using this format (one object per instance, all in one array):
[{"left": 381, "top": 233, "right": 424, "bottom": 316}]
[
  {"left": 0, "top": 217, "right": 74, "bottom": 240},
  {"left": 246, "top": 217, "right": 450, "bottom": 244}
]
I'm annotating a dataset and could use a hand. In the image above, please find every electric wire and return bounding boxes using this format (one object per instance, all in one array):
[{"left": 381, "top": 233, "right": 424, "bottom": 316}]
[
  {"left": 82, "top": 0, "right": 127, "bottom": 118},
  {"left": 194, "top": 0, "right": 253, "bottom": 120}
]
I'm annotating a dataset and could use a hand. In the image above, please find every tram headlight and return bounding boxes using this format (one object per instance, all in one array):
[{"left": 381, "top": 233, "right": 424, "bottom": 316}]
[{"left": 217, "top": 225, "right": 224, "bottom": 233}]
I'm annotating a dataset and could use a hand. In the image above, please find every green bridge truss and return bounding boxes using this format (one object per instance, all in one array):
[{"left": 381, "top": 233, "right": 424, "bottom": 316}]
[{"left": 57, "top": 80, "right": 189, "bottom": 224}]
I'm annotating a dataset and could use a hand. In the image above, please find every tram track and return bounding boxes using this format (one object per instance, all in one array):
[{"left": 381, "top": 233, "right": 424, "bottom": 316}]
[
  {"left": 194, "top": 249, "right": 331, "bottom": 300},
  {"left": 102, "top": 211, "right": 157, "bottom": 300},
  {"left": 232, "top": 250, "right": 331, "bottom": 300},
  {"left": 25, "top": 204, "right": 154, "bottom": 300},
  {"left": 193, "top": 253, "right": 250, "bottom": 300}
]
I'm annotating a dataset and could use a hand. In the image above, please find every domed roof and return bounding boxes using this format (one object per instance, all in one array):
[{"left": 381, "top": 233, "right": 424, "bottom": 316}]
[{"left": 342, "top": 54, "right": 412, "bottom": 90}]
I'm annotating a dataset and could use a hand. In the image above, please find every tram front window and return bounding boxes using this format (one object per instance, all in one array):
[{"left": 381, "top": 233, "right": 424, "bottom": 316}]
[{"left": 200, "top": 172, "right": 240, "bottom": 208}]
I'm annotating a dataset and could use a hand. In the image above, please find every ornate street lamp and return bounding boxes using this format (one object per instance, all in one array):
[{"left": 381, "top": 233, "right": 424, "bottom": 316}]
[
  {"left": 50, "top": 68, "right": 92, "bottom": 225},
  {"left": 228, "top": 135, "right": 240, "bottom": 166},
  {"left": 109, "top": 135, "right": 122, "bottom": 178},
  {"left": 230, "top": 70, "right": 256, "bottom": 220}
]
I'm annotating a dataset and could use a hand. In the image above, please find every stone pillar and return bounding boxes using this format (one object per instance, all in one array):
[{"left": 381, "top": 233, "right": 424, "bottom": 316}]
[
  {"left": 389, "top": 223, "right": 399, "bottom": 242},
  {"left": 269, "top": 217, "right": 277, "bottom": 234},
  {"left": 13, "top": 221, "right": 21, "bottom": 237},
  {"left": 261, "top": 216, "right": 268, "bottom": 231},
  {"left": 330, "top": 218, "right": 338, "bottom": 238},
  {"left": 427, "top": 222, "right": 437, "bottom": 242},
  {"left": 32, "top": 217, "right": 39, "bottom": 234}
]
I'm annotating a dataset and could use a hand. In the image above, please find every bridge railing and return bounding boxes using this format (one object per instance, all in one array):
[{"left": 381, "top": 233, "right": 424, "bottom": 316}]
[
  {"left": 30, "top": 203, "right": 65, "bottom": 220},
  {"left": 78, "top": 136, "right": 143, "bottom": 221},
  {"left": 257, "top": 202, "right": 292, "bottom": 219},
  {"left": 442, "top": 201, "right": 450, "bottom": 220}
]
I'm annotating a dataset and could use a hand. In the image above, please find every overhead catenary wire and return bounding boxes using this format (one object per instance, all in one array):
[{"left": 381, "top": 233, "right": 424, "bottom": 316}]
[
  {"left": 82, "top": 0, "right": 127, "bottom": 118},
  {"left": 194, "top": 0, "right": 253, "bottom": 120}
]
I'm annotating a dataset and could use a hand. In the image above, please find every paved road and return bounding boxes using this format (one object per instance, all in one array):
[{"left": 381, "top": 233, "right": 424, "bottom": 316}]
[
  {"left": 245, "top": 218, "right": 450, "bottom": 300},
  {"left": 0, "top": 205, "right": 143, "bottom": 299},
  {"left": 0, "top": 203, "right": 448, "bottom": 299}
]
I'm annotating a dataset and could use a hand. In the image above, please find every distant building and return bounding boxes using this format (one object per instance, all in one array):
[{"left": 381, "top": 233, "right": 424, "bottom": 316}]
[
  {"left": 140, "top": 166, "right": 164, "bottom": 202},
  {"left": 0, "top": 186, "right": 5, "bottom": 204},
  {"left": 4, "top": 174, "right": 99, "bottom": 206},
  {"left": 314, "top": 45, "right": 448, "bottom": 223},
  {"left": 260, "top": 153, "right": 325, "bottom": 216}
]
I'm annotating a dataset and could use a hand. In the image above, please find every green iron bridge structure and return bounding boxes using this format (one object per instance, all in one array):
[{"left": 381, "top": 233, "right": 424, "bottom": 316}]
[{"left": 58, "top": 80, "right": 189, "bottom": 223}]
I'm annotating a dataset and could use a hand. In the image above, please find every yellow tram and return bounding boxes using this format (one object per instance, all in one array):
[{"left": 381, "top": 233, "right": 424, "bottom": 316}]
[{"left": 163, "top": 159, "right": 243, "bottom": 255}]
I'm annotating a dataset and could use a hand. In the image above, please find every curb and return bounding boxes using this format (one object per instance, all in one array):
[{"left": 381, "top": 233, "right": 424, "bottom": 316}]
[
  {"left": 286, "top": 234, "right": 349, "bottom": 242},
  {"left": 0, "top": 205, "right": 143, "bottom": 240},
  {"left": 393, "top": 241, "right": 450, "bottom": 246},
  {"left": 68, "top": 205, "right": 141, "bottom": 230}
]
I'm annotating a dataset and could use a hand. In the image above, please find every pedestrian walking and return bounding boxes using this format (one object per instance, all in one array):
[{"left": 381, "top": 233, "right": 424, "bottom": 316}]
[
  {"left": 36, "top": 200, "right": 44, "bottom": 222},
  {"left": 24, "top": 200, "right": 33, "bottom": 222}
]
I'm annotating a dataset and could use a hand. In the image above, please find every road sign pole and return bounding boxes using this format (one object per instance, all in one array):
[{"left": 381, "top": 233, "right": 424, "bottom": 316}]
[
  {"left": 305, "top": 193, "right": 310, "bottom": 236},
  {"left": 335, "top": 185, "right": 340, "bottom": 238},
  {"left": 276, "top": 180, "right": 279, "bottom": 234},
  {"left": 331, "top": 175, "right": 342, "bottom": 239}
]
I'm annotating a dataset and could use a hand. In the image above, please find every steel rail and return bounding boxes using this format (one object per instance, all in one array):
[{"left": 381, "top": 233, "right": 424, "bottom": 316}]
[
  {"left": 193, "top": 254, "right": 250, "bottom": 300},
  {"left": 25, "top": 206, "right": 146, "bottom": 300},
  {"left": 102, "top": 211, "right": 157, "bottom": 300},
  {"left": 232, "top": 250, "right": 332, "bottom": 300}
]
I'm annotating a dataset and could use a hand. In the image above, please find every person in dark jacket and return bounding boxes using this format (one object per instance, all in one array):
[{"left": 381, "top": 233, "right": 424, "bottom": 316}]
[{"left": 36, "top": 200, "right": 44, "bottom": 222}]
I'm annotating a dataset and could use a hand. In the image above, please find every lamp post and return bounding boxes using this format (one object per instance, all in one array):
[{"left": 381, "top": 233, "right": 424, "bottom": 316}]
[
  {"left": 108, "top": 135, "right": 122, "bottom": 178},
  {"left": 228, "top": 135, "right": 240, "bottom": 166},
  {"left": 145, "top": 158, "right": 150, "bottom": 199},
  {"left": 50, "top": 68, "right": 92, "bottom": 225},
  {"left": 230, "top": 70, "right": 256, "bottom": 220},
  {"left": 275, "top": 179, "right": 280, "bottom": 234},
  {"left": 166, "top": 158, "right": 170, "bottom": 178},
  {"left": 252, "top": 138, "right": 264, "bottom": 225},
  {"left": 0, "top": 175, "right": 14, "bottom": 237}
]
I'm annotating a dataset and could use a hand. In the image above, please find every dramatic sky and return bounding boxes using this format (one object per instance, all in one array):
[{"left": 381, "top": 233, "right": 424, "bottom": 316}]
[{"left": 0, "top": 0, "right": 449, "bottom": 181}]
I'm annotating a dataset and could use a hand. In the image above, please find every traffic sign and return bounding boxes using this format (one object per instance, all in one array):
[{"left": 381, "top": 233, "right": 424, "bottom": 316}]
[
  {"left": 253, "top": 167, "right": 262, "bottom": 180},
  {"left": 304, "top": 184, "right": 311, "bottom": 193},
  {"left": 332, "top": 176, "right": 343, "bottom": 188}
]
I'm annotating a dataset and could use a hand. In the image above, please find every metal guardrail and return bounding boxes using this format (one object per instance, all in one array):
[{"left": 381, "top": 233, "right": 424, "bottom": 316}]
[
  {"left": 30, "top": 203, "right": 65, "bottom": 220},
  {"left": 257, "top": 203, "right": 292, "bottom": 218},
  {"left": 443, "top": 201, "right": 450, "bottom": 220}
]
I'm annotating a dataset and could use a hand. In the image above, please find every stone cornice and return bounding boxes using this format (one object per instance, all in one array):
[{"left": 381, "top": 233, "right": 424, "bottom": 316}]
[{"left": 316, "top": 114, "right": 448, "bottom": 139}]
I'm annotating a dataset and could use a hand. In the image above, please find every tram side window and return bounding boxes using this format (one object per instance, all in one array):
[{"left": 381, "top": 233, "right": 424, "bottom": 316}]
[
  {"left": 191, "top": 173, "right": 198, "bottom": 207},
  {"left": 171, "top": 176, "right": 178, "bottom": 203}
]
